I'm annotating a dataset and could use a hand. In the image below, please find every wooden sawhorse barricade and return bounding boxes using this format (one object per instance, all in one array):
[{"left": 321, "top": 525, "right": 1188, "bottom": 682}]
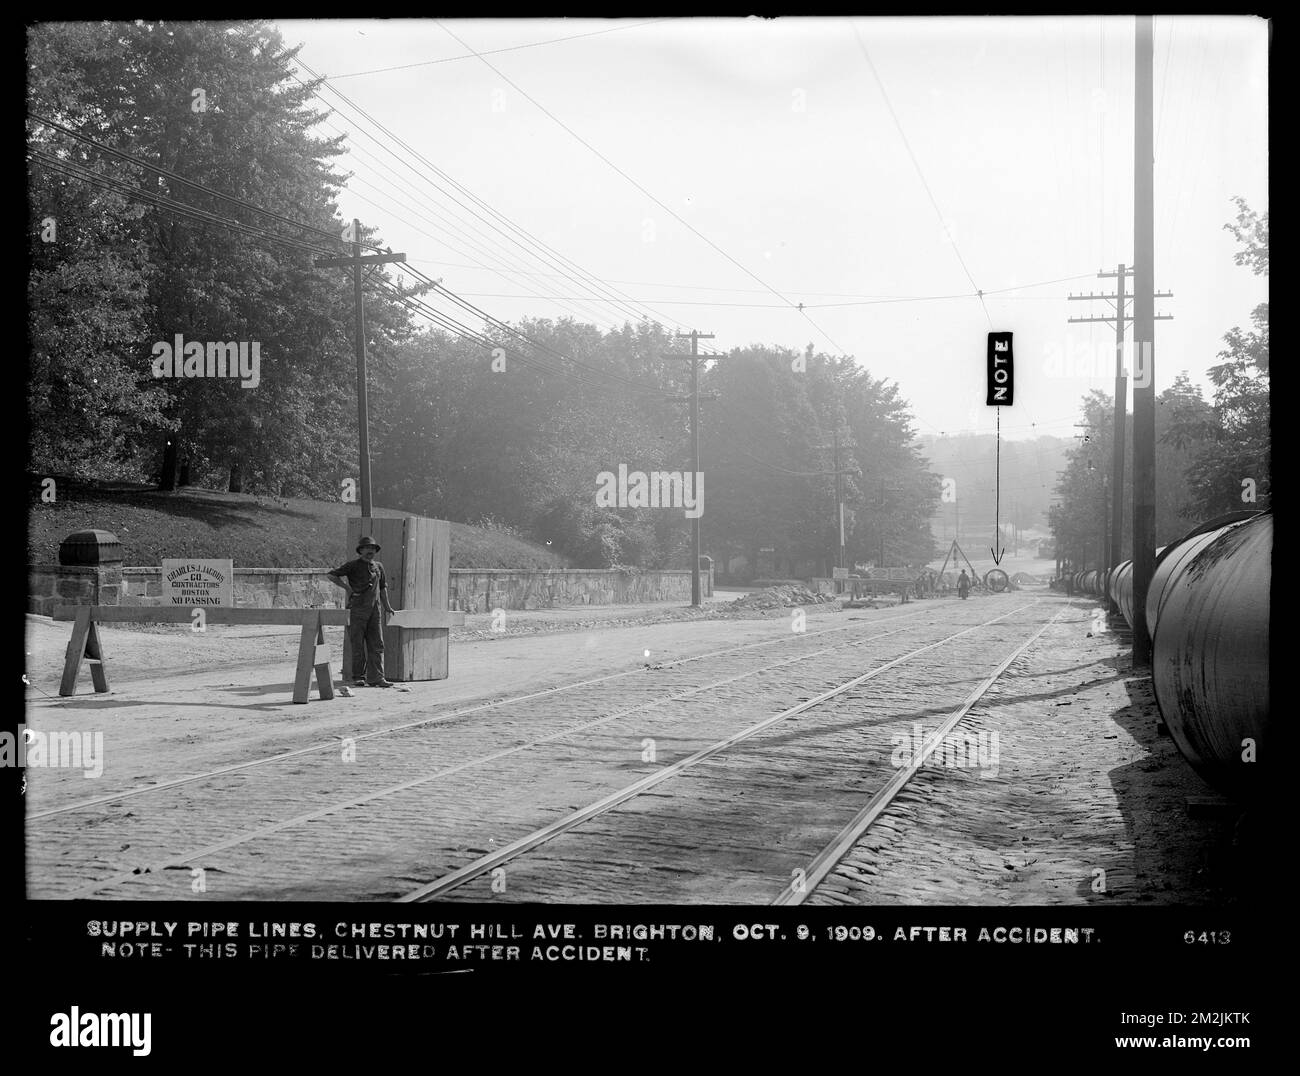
[{"left": 55, "top": 606, "right": 351, "bottom": 704}]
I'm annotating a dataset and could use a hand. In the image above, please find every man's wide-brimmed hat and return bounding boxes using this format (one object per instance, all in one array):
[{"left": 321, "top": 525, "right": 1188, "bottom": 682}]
[{"left": 356, "top": 536, "right": 382, "bottom": 553}]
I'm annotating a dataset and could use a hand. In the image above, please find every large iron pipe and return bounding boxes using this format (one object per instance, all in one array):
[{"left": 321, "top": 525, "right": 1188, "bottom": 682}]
[
  {"left": 1108, "top": 545, "right": 1167, "bottom": 630},
  {"left": 1145, "top": 510, "right": 1261, "bottom": 632},
  {"left": 1110, "top": 560, "right": 1133, "bottom": 624},
  {"left": 1150, "top": 511, "right": 1270, "bottom": 797}
]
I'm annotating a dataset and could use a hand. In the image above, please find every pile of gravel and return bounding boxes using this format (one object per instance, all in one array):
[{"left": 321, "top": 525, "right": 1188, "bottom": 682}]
[{"left": 727, "top": 584, "right": 835, "bottom": 610}]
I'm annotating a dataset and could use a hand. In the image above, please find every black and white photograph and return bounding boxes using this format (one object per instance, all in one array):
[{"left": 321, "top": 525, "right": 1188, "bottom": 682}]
[{"left": 19, "top": 14, "right": 1270, "bottom": 1052}]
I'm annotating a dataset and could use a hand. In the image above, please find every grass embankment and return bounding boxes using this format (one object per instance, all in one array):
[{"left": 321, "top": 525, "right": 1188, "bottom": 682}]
[{"left": 28, "top": 482, "right": 568, "bottom": 569}]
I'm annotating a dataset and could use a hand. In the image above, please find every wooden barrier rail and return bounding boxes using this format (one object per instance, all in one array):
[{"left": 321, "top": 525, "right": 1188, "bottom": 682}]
[
  {"left": 55, "top": 606, "right": 351, "bottom": 704},
  {"left": 850, "top": 579, "right": 913, "bottom": 602}
]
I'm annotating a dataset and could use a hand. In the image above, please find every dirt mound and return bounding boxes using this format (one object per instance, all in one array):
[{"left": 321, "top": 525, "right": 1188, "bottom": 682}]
[{"left": 728, "top": 584, "right": 835, "bottom": 610}]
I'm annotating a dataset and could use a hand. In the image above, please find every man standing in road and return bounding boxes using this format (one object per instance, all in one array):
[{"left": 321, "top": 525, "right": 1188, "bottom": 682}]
[
  {"left": 957, "top": 569, "right": 971, "bottom": 600},
  {"left": 327, "top": 535, "right": 396, "bottom": 688}
]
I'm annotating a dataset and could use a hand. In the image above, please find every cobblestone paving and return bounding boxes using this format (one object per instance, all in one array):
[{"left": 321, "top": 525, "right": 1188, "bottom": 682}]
[
  {"left": 27, "top": 602, "right": 941, "bottom": 898},
  {"left": 805, "top": 604, "right": 1236, "bottom": 907},
  {"left": 430, "top": 597, "right": 1051, "bottom": 904},
  {"left": 26, "top": 589, "right": 1235, "bottom": 904}
]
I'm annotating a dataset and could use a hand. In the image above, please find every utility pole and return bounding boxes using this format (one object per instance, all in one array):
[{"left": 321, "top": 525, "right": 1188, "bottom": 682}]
[
  {"left": 814, "top": 430, "right": 858, "bottom": 580},
  {"left": 1068, "top": 265, "right": 1172, "bottom": 608},
  {"left": 315, "top": 219, "right": 406, "bottom": 518},
  {"left": 1131, "top": 15, "right": 1157, "bottom": 666},
  {"left": 664, "top": 330, "right": 715, "bottom": 606},
  {"left": 1098, "top": 470, "right": 1109, "bottom": 575},
  {"left": 1072, "top": 426, "right": 1099, "bottom": 570},
  {"left": 834, "top": 428, "right": 845, "bottom": 573},
  {"left": 1106, "top": 266, "right": 1127, "bottom": 600},
  {"left": 1053, "top": 469, "right": 1073, "bottom": 572},
  {"left": 877, "top": 480, "right": 905, "bottom": 569}
]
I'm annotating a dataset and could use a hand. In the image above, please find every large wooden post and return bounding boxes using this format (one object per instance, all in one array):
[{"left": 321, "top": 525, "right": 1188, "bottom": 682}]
[
  {"left": 1131, "top": 15, "right": 1157, "bottom": 666},
  {"left": 346, "top": 516, "right": 459, "bottom": 681}
]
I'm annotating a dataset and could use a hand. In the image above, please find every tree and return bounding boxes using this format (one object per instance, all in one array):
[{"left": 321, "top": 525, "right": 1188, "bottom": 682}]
[
  {"left": 1049, "top": 392, "right": 1114, "bottom": 570},
  {"left": 1162, "top": 197, "right": 1269, "bottom": 517},
  {"left": 27, "top": 21, "right": 414, "bottom": 493},
  {"left": 700, "top": 348, "right": 937, "bottom": 579},
  {"left": 375, "top": 317, "right": 683, "bottom": 567},
  {"left": 27, "top": 26, "right": 171, "bottom": 479},
  {"left": 1154, "top": 373, "right": 1212, "bottom": 542}
]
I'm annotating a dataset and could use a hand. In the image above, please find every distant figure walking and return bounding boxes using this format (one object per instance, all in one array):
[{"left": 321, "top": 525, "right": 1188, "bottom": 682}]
[
  {"left": 328, "top": 535, "right": 396, "bottom": 688},
  {"left": 957, "top": 569, "right": 971, "bottom": 600}
]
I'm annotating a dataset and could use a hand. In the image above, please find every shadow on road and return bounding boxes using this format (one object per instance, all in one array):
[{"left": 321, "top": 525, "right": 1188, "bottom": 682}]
[{"left": 1083, "top": 659, "right": 1243, "bottom": 905}]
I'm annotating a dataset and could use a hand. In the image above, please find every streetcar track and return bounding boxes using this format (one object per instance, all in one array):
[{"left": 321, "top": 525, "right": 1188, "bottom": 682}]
[
  {"left": 31, "top": 603, "right": 935, "bottom": 822},
  {"left": 773, "top": 601, "right": 1073, "bottom": 905},
  {"left": 397, "top": 600, "right": 1041, "bottom": 902},
  {"left": 56, "top": 609, "right": 951, "bottom": 898}
]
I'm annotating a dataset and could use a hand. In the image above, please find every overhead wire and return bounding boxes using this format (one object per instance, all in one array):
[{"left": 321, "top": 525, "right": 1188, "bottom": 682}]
[
  {"left": 36, "top": 32, "right": 1134, "bottom": 487},
  {"left": 323, "top": 19, "right": 673, "bottom": 80},
  {"left": 399, "top": 262, "right": 683, "bottom": 398},
  {"left": 851, "top": 21, "right": 992, "bottom": 329},
  {"left": 296, "top": 79, "right": 650, "bottom": 327},
  {"left": 1039, "top": 18, "right": 1071, "bottom": 283},
  {"left": 342, "top": 150, "right": 649, "bottom": 331},
  {"left": 1158, "top": 19, "right": 1210, "bottom": 252},
  {"left": 1155, "top": 16, "right": 1177, "bottom": 152},
  {"left": 403, "top": 267, "right": 904, "bottom": 299},
  {"left": 293, "top": 58, "right": 700, "bottom": 335},
  {"left": 341, "top": 174, "right": 633, "bottom": 334},
  {"left": 1099, "top": 16, "right": 1105, "bottom": 275},
  {"left": 373, "top": 277, "right": 640, "bottom": 394},
  {"left": 29, "top": 112, "right": 349, "bottom": 251},
  {"left": 28, "top": 151, "right": 338, "bottom": 258},
  {"left": 59, "top": 65, "right": 692, "bottom": 397},
  {"left": 441, "top": 272, "right": 1097, "bottom": 309},
  {"left": 307, "top": 28, "right": 1096, "bottom": 373},
  {"left": 433, "top": 19, "right": 851, "bottom": 357},
  {"left": 32, "top": 97, "right": 887, "bottom": 478},
  {"left": 322, "top": 120, "right": 655, "bottom": 339},
  {"left": 373, "top": 279, "right": 497, "bottom": 349},
  {"left": 31, "top": 134, "right": 681, "bottom": 401},
  {"left": 1167, "top": 37, "right": 1229, "bottom": 286}
]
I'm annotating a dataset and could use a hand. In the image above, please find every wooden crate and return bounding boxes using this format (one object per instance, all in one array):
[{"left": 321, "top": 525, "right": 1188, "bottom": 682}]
[{"left": 345, "top": 516, "right": 459, "bottom": 681}]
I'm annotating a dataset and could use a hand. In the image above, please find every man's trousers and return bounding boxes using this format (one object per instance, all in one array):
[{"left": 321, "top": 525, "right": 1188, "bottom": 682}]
[{"left": 348, "top": 602, "right": 386, "bottom": 684}]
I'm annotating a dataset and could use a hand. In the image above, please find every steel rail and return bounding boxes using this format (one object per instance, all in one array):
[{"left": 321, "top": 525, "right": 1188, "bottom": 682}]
[
  {"left": 59, "top": 611, "right": 948, "bottom": 899},
  {"left": 772, "top": 602, "right": 1073, "bottom": 905},
  {"left": 399, "top": 600, "right": 1041, "bottom": 902},
  {"left": 32, "top": 603, "right": 935, "bottom": 821}
]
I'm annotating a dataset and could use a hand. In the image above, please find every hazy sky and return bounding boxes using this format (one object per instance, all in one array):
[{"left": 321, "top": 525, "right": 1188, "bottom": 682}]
[{"left": 276, "top": 16, "right": 1269, "bottom": 443}]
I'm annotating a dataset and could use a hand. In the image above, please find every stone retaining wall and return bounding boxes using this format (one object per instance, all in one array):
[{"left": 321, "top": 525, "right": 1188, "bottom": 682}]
[
  {"left": 28, "top": 565, "right": 711, "bottom": 616},
  {"left": 27, "top": 566, "right": 119, "bottom": 616},
  {"left": 447, "top": 568, "right": 707, "bottom": 613}
]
